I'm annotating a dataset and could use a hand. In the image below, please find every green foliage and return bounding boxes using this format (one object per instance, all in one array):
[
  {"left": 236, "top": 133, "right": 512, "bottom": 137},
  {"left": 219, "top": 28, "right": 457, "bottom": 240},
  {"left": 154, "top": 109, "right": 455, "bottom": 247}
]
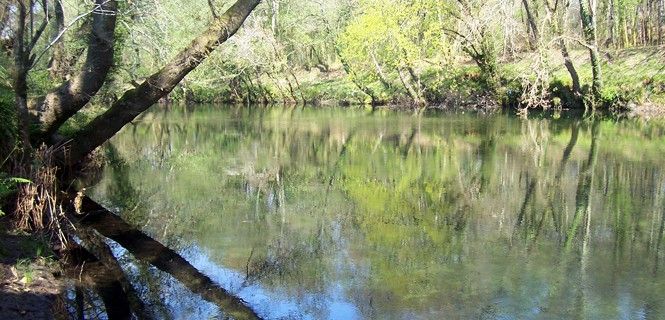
[
  {"left": 336, "top": 0, "right": 447, "bottom": 102},
  {"left": 57, "top": 104, "right": 107, "bottom": 138},
  {"left": 0, "top": 85, "right": 16, "bottom": 152},
  {"left": 26, "top": 70, "right": 53, "bottom": 96},
  {"left": 0, "top": 174, "right": 31, "bottom": 217}
]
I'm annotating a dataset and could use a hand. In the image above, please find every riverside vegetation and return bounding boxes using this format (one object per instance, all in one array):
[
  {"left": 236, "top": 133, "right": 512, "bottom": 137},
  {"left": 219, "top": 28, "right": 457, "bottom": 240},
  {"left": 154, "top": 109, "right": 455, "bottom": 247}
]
[
  {"left": 0, "top": 0, "right": 664, "bottom": 112},
  {"left": 0, "top": 0, "right": 665, "bottom": 319}
]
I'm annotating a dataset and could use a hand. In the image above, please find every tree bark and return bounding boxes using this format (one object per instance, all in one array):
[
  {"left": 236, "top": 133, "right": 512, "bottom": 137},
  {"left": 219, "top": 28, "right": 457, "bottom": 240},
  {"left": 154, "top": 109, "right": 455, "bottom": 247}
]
[
  {"left": 578, "top": 0, "right": 603, "bottom": 100},
  {"left": 335, "top": 44, "right": 379, "bottom": 104},
  {"left": 398, "top": 68, "right": 421, "bottom": 103},
  {"left": 63, "top": 0, "right": 261, "bottom": 165},
  {"left": 559, "top": 39, "right": 582, "bottom": 95},
  {"left": 608, "top": 0, "right": 616, "bottom": 47},
  {"left": 31, "top": 0, "right": 117, "bottom": 142},
  {"left": 48, "top": 0, "right": 67, "bottom": 80},
  {"left": 544, "top": 0, "right": 582, "bottom": 99},
  {"left": 13, "top": 1, "right": 31, "bottom": 147},
  {"left": 370, "top": 51, "right": 391, "bottom": 90},
  {"left": 270, "top": 0, "right": 279, "bottom": 35},
  {"left": 207, "top": 0, "right": 219, "bottom": 19},
  {"left": 656, "top": 0, "right": 665, "bottom": 44},
  {"left": 521, "top": 0, "right": 540, "bottom": 48}
]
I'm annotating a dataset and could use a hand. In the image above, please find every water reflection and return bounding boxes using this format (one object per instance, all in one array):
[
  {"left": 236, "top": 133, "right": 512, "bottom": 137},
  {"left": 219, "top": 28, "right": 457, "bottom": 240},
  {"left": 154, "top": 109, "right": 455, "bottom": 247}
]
[{"left": 90, "top": 105, "right": 665, "bottom": 319}]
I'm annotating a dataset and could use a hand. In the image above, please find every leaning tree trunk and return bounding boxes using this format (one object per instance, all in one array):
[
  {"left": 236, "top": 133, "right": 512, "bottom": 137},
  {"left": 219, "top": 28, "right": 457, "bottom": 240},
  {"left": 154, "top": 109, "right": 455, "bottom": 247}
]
[
  {"left": 559, "top": 40, "right": 582, "bottom": 96},
  {"left": 545, "top": 0, "right": 582, "bottom": 96},
  {"left": 61, "top": 0, "right": 262, "bottom": 165},
  {"left": 31, "top": 0, "right": 117, "bottom": 142},
  {"left": 521, "top": 0, "right": 540, "bottom": 49},
  {"left": 370, "top": 51, "right": 392, "bottom": 91}
]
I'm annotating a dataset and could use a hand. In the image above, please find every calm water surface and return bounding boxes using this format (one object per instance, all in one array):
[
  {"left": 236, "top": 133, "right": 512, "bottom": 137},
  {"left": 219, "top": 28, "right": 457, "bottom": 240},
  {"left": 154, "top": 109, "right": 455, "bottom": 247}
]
[{"left": 90, "top": 105, "right": 665, "bottom": 319}]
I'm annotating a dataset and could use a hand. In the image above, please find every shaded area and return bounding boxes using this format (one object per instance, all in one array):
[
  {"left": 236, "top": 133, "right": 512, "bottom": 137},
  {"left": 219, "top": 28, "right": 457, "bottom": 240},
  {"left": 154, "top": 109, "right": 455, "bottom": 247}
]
[
  {"left": 75, "top": 196, "right": 261, "bottom": 320},
  {"left": 0, "top": 219, "right": 65, "bottom": 320}
]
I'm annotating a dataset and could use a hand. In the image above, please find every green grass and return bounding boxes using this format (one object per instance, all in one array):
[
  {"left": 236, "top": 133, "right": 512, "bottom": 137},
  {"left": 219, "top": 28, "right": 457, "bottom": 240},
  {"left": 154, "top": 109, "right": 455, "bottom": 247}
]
[
  {"left": 299, "top": 77, "right": 366, "bottom": 104},
  {"left": 502, "top": 47, "right": 665, "bottom": 107}
]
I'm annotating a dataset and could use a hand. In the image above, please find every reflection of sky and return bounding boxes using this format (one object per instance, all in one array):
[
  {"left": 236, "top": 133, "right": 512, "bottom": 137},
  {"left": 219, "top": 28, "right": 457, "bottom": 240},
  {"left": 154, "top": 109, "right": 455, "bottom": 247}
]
[
  {"left": 108, "top": 238, "right": 361, "bottom": 319},
  {"left": 184, "top": 245, "right": 361, "bottom": 320},
  {"left": 90, "top": 106, "right": 665, "bottom": 319}
]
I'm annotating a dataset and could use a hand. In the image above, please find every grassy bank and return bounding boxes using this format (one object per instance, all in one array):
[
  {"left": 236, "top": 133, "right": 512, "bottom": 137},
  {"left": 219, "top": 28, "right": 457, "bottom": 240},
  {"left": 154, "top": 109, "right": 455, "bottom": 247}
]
[{"left": 180, "top": 47, "right": 665, "bottom": 113}]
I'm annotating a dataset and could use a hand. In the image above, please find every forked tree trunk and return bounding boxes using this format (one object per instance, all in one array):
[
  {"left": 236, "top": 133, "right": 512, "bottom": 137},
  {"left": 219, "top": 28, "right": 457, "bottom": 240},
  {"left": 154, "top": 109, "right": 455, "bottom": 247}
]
[
  {"left": 62, "top": 0, "right": 261, "bottom": 165},
  {"left": 31, "top": 0, "right": 117, "bottom": 142}
]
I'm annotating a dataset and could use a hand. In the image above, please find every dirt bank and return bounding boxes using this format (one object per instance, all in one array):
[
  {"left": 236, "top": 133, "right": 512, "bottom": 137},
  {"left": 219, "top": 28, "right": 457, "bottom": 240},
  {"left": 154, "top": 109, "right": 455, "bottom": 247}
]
[{"left": 0, "top": 219, "right": 66, "bottom": 319}]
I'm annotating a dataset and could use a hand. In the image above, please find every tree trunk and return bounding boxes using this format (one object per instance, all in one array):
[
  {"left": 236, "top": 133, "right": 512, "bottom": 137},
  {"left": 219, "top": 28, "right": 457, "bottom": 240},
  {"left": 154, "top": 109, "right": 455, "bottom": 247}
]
[
  {"left": 270, "top": 0, "right": 279, "bottom": 35},
  {"left": 370, "top": 51, "right": 391, "bottom": 91},
  {"left": 578, "top": 0, "right": 603, "bottom": 100},
  {"left": 656, "top": 0, "right": 665, "bottom": 44},
  {"left": 405, "top": 63, "right": 426, "bottom": 104},
  {"left": 559, "top": 39, "right": 582, "bottom": 95},
  {"left": 521, "top": 0, "right": 540, "bottom": 48},
  {"left": 62, "top": 0, "right": 261, "bottom": 165},
  {"left": 13, "top": 1, "right": 31, "bottom": 147},
  {"left": 544, "top": 0, "right": 582, "bottom": 98},
  {"left": 397, "top": 67, "right": 426, "bottom": 105},
  {"left": 48, "top": 0, "right": 66, "bottom": 80},
  {"left": 31, "top": 0, "right": 118, "bottom": 142},
  {"left": 608, "top": 0, "right": 616, "bottom": 47},
  {"left": 336, "top": 44, "right": 379, "bottom": 104},
  {"left": 207, "top": 0, "right": 219, "bottom": 19}
]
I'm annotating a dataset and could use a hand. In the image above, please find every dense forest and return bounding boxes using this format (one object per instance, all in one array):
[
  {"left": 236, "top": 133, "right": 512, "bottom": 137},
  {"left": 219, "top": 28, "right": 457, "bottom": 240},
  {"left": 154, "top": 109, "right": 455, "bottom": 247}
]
[{"left": 0, "top": 0, "right": 664, "bottom": 319}]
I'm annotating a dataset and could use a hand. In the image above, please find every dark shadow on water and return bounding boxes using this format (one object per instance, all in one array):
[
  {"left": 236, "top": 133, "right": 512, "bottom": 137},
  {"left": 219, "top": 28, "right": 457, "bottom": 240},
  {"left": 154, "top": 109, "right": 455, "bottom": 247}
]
[{"left": 75, "top": 196, "right": 261, "bottom": 320}]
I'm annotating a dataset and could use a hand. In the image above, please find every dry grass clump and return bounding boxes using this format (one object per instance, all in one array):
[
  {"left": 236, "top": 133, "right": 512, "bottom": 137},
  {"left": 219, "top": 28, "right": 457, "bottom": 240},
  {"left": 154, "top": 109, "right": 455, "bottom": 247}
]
[{"left": 13, "top": 145, "right": 70, "bottom": 247}]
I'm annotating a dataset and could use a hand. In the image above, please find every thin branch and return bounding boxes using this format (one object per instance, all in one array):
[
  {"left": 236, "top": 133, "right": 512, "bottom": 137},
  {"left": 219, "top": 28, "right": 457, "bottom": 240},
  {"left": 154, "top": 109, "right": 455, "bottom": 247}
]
[
  {"left": 207, "top": 0, "right": 219, "bottom": 19},
  {"left": 27, "top": 0, "right": 49, "bottom": 55}
]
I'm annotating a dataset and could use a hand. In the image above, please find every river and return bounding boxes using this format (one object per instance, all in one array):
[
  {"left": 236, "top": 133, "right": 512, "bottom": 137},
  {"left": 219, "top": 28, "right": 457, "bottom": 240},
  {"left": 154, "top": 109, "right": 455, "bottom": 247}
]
[{"left": 89, "top": 104, "right": 665, "bottom": 319}]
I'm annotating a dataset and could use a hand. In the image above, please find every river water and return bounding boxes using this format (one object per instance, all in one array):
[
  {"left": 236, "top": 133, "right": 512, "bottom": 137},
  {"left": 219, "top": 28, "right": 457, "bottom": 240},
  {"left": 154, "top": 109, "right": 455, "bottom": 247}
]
[{"left": 90, "top": 104, "right": 665, "bottom": 319}]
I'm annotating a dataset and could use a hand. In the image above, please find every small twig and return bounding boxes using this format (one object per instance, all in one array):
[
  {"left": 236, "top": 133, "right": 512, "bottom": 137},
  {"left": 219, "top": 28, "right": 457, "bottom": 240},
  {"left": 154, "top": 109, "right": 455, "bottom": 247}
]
[
  {"left": 244, "top": 246, "right": 255, "bottom": 282},
  {"left": 78, "top": 261, "right": 85, "bottom": 281}
]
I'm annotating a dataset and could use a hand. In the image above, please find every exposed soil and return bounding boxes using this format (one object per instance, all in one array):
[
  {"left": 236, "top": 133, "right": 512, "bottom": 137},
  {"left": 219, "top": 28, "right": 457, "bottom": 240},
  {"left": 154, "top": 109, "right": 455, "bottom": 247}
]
[
  {"left": 626, "top": 103, "right": 665, "bottom": 120},
  {"left": 0, "top": 218, "right": 66, "bottom": 319}
]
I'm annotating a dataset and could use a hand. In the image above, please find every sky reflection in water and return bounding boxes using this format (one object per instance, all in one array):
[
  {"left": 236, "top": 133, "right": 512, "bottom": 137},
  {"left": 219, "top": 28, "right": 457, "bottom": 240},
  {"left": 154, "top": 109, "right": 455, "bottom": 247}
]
[{"left": 91, "top": 105, "right": 665, "bottom": 319}]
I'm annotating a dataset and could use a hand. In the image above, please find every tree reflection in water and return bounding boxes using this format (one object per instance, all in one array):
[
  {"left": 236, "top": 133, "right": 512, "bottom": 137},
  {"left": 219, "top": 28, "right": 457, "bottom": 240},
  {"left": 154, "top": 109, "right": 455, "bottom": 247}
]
[{"left": 89, "top": 105, "right": 665, "bottom": 319}]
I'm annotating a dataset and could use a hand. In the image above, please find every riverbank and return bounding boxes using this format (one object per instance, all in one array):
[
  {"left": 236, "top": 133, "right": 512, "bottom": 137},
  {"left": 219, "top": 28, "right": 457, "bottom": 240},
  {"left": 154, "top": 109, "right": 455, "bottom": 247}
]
[
  {"left": 179, "top": 47, "right": 665, "bottom": 112},
  {"left": 0, "top": 218, "right": 66, "bottom": 319}
]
